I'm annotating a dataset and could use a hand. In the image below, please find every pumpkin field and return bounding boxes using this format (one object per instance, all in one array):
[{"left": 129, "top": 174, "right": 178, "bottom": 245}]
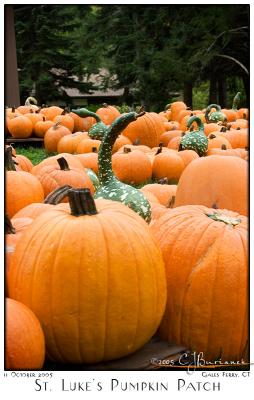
[
  {"left": 5, "top": 97, "right": 249, "bottom": 370},
  {"left": 4, "top": 4, "right": 249, "bottom": 372}
]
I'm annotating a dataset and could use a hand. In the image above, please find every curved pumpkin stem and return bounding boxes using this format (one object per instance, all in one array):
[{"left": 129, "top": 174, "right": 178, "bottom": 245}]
[
  {"left": 44, "top": 185, "right": 73, "bottom": 204},
  {"left": 25, "top": 96, "right": 37, "bottom": 106},
  {"left": 232, "top": 92, "right": 241, "bottom": 111},
  {"left": 186, "top": 115, "right": 204, "bottom": 131},
  {"left": 205, "top": 104, "right": 221, "bottom": 123},
  {"left": 67, "top": 188, "right": 98, "bottom": 216}
]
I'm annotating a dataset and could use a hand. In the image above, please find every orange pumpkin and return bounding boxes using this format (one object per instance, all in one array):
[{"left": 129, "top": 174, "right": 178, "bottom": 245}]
[
  {"left": 221, "top": 128, "right": 248, "bottom": 149},
  {"left": 112, "top": 134, "right": 132, "bottom": 153},
  {"left": 35, "top": 157, "right": 94, "bottom": 199},
  {"left": 7, "top": 115, "right": 33, "bottom": 138},
  {"left": 5, "top": 298, "right": 45, "bottom": 369},
  {"left": 69, "top": 111, "right": 96, "bottom": 132},
  {"left": 57, "top": 131, "right": 90, "bottom": 154},
  {"left": 122, "top": 112, "right": 165, "bottom": 148},
  {"left": 40, "top": 105, "right": 64, "bottom": 121},
  {"left": 53, "top": 110, "right": 75, "bottom": 132},
  {"left": 159, "top": 130, "right": 183, "bottom": 147},
  {"left": 174, "top": 155, "right": 247, "bottom": 215},
  {"left": 207, "top": 133, "right": 232, "bottom": 154},
  {"left": 34, "top": 117, "right": 54, "bottom": 138},
  {"left": 44, "top": 123, "right": 72, "bottom": 152},
  {"left": 76, "top": 138, "right": 101, "bottom": 154},
  {"left": 152, "top": 150, "right": 185, "bottom": 183},
  {"left": 112, "top": 148, "right": 152, "bottom": 185},
  {"left": 178, "top": 149, "right": 199, "bottom": 167},
  {"left": 141, "top": 182, "right": 177, "bottom": 207},
  {"left": 75, "top": 150, "right": 99, "bottom": 174},
  {"left": 32, "top": 153, "right": 84, "bottom": 176},
  {"left": 6, "top": 148, "right": 44, "bottom": 218},
  {"left": 96, "top": 103, "right": 121, "bottom": 125},
  {"left": 8, "top": 188, "right": 166, "bottom": 364},
  {"left": 13, "top": 154, "right": 33, "bottom": 172},
  {"left": 151, "top": 205, "right": 248, "bottom": 362}
]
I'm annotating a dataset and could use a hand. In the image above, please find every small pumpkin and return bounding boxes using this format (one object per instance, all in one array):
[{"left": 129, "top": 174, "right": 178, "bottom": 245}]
[
  {"left": 57, "top": 131, "right": 90, "bottom": 154},
  {"left": 7, "top": 115, "right": 33, "bottom": 138},
  {"left": 5, "top": 298, "right": 45, "bottom": 369},
  {"left": 44, "top": 122, "right": 72, "bottom": 153},
  {"left": 96, "top": 103, "right": 121, "bottom": 125},
  {"left": 152, "top": 150, "right": 185, "bottom": 183},
  {"left": 34, "top": 117, "right": 54, "bottom": 138}
]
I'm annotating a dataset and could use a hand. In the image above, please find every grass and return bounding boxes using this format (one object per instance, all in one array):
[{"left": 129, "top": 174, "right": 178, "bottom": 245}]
[{"left": 14, "top": 145, "right": 54, "bottom": 166}]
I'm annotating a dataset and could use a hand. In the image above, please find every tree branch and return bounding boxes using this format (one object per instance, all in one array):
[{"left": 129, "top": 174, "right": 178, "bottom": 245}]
[
  {"left": 215, "top": 54, "right": 249, "bottom": 75},
  {"left": 206, "top": 26, "right": 248, "bottom": 53}
]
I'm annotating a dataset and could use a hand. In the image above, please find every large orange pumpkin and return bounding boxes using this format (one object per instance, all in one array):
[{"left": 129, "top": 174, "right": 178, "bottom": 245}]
[
  {"left": 151, "top": 205, "right": 248, "bottom": 362},
  {"left": 122, "top": 112, "right": 165, "bottom": 148},
  {"left": 174, "top": 155, "right": 248, "bottom": 215},
  {"left": 8, "top": 188, "right": 166, "bottom": 364},
  {"left": 5, "top": 298, "right": 45, "bottom": 369}
]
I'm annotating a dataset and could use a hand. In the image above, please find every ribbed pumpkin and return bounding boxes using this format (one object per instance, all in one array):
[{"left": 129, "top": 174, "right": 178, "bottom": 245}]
[
  {"left": 112, "top": 134, "right": 132, "bottom": 153},
  {"left": 152, "top": 150, "right": 185, "bottom": 183},
  {"left": 151, "top": 205, "right": 248, "bottom": 362},
  {"left": 23, "top": 110, "right": 44, "bottom": 132},
  {"left": 8, "top": 188, "right": 166, "bottom": 364},
  {"left": 57, "top": 132, "right": 89, "bottom": 154},
  {"left": 203, "top": 122, "right": 221, "bottom": 136},
  {"left": 69, "top": 111, "right": 96, "bottom": 132},
  {"left": 16, "top": 97, "right": 39, "bottom": 114},
  {"left": 174, "top": 155, "right": 247, "bottom": 215},
  {"left": 32, "top": 153, "right": 84, "bottom": 176},
  {"left": 207, "top": 145, "right": 248, "bottom": 159},
  {"left": 122, "top": 112, "right": 165, "bottom": 148},
  {"left": 112, "top": 147, "right": 152, "bottom": 185},
  {"left": 167, "top": 101, "right": 187, "bottom": 121},
  {"left": 6, "top": 148, "right": 44, "bottom": 218},
  {"left": 5, "top": 298, "right": 45, "bottom": 369},
  {"left": 221, "top": 128, "right": 248, "bottom": 149},
  {"left": 44, "top": 123, "right": 72, "bottom": 153},
  {"left": 7, "top": 115, "right": 33, "bottom": 138},
  {"left": 207, "top": 133, "right": 232, "bottom": 154},
  {"left": 35, "top": 157, "right": 94, "bottom": 198}
]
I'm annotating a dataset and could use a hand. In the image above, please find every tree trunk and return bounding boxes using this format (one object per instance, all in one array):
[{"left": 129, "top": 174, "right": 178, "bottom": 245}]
[
  {"left": 209, "top": 70, "right": 218, "bottom": 104},
  {"left": 242, "top": 75, "right": 249, "bottom": 106},
  {"left": 218, "top": 76, "right": 227, "bottom": 107},
  {"left": 183, "top": 81, "right": 193, "bottom": 108}
]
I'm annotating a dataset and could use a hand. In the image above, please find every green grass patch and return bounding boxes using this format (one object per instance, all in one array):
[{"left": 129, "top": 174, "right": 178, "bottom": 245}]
[{"left": 14, "top": 145, "right": 55, "bottom": 165}]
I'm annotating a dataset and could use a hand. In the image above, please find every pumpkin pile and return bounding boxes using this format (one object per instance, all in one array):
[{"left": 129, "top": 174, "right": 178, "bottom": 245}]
[{"left": 5, "top": 95, "right": 249, "bottom": 368}]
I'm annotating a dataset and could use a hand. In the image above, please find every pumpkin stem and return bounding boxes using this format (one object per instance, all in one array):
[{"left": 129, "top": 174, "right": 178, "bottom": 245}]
[
  {"left": 158, "top": 177, "right": 168, "bottom": 185},
  {"left": 155, "top": 143, "right": 163, "bottom": 155},
  {"left": 92, "top": 147, "right": 98, "bottom": 153},
  {"left": 123, "top": 147, "right": 131, "bottom": 153},
  {"left": 209, "top": 133, "right": 217, "bottom": 139},
  {"left": 221, "top": 144, "right": 227, "bottom": 150},
  {"left": 57, "top": 157, "right": 70, "bottom": 171},
  {"left": 5, "top": 214, "right": 16, "bottom": 234},
  {"left": 5, "top": 146, "right": 16, "bottom": 171},
  {"left": 67, "top": 188, "right": 98, "bottom": 216},
  {"left": 44, "top": 185, "right": 73, "bottom": 204},
  {"left": 167, "top": 195, "right": 175, "bottom": 208},
  {"left": 102, "top": 103, "right": 108, "bottom": 108}
]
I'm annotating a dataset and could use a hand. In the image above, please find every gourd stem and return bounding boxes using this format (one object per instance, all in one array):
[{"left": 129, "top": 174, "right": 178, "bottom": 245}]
[
  {"left": 232, "top": 92, "right": 241, "bottom": 111},
  {"left": 72, "top": 108, "right": 101, "bottom": 123},
  {"left": 57, "top": 157, "right": 70, "bottom": 171},
  {"left": 67, "top": 188, "right": 98, "bottom": 216},
  {"left": 44, "top": 185, "right": 73, "bottom": 204},
  {"left": 92, "top": 147, "right": 97, "bottom": 153},
  {"left": 98, "top": 111, "right": 145, "bottom": 184},
  {"left": 187, "top": 115, "right": 204, "bottom": 131},
  {"left": 5, "top": 214, "right": 16, "bottom": 234},
  {"left": 25, "top": 96, "right": 37, "bottom": 106},
  {"left": 5, "top": 147, "right": 16, "bottom": 171}
]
